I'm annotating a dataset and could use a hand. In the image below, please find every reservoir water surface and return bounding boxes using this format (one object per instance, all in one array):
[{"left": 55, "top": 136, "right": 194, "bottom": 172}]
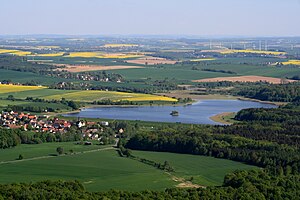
[{"left": 64, "top": 100, "right": 277, "bottom": 124}]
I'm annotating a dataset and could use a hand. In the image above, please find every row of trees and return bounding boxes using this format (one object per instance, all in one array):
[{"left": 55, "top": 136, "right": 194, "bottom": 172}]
[{"left": 0, "top": 128, "right": 82, "bottom": 149}]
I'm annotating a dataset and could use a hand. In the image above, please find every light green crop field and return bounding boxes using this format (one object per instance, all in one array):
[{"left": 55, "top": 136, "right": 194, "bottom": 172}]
[
  {"left": 0, "top": 142, "right": 105, "bottom": 162},
  {"left": 133, "top": 150, "right": 257, "bottom": 186},
  {"left": 0, "top": 143, "right": 173, "bottom": 191},
  {"left": 109, "top": 67, "right": 234, "bottom": 81},
  {"left": 0, "top": 143, "right": 256, "bottom": 191}
]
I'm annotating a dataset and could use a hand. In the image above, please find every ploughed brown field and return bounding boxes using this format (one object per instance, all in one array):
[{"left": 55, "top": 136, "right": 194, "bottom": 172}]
[
  {"left": 193, "top": 76, "right": 296, "bottom": 84},
  {"left": 126, "top": 56, "right": 177, "bottom": 65},
  {"left": 58, "top": 65, "right": 143, "bottom": 72}
]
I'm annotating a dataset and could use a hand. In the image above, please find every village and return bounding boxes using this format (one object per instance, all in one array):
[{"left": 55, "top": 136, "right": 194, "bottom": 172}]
[{"left": 0, "top": 110, "right": 121, "bottom": 142}]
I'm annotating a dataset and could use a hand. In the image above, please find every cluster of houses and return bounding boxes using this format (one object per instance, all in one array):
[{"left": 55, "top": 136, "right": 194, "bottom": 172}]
[
  {"left": 0, "top": 111, "right": 114, "bottom": 141},
  {"left": 53, "top": 72, "right": 123, "bottom": 83}
]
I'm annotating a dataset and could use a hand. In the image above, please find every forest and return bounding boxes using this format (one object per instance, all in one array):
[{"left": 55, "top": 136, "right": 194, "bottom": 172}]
[{"left": 232, "top": 83, "right": 300, "bottom": 102}]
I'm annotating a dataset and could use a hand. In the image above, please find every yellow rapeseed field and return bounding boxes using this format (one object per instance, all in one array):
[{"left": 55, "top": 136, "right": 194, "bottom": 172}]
[
  {"left": 0, "top": 49, "right": 31, "bottom": 56},
  {"left": 220, "top": 49, "right": 286, "bottom": 55},
  {"left": 0, "top": 84, "right": 46, "bottom": 94},
  {"left": 0, "top": 48, "right": 142, "bottom": 59},
  {"left": 44, "top": 90, "right": 177, "bottom": 102},
  {"left": 12, "top": 51, "right": 32, "bottom": 56},
  {"left": 122, "top": 95, "right": 178, "bottom": 102},
  {"left": 190, "top": 58, "right": 216, "bottom": 62},
  {"left": 67, "top": 52, "right": 101, "bottom": 58},
  {"left": 0, "top": 49, "right": 19, "bottom": 54},
  {"left": 281, "top": 60, "right": 300, "bottom": 65}
]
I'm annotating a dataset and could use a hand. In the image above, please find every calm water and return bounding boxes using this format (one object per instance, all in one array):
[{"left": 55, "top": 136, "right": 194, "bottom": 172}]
[{"left": 64, "top": 100, "right": 277, "bottom": 125}]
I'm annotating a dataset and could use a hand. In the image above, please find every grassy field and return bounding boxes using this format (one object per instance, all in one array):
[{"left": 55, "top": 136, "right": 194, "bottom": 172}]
[
  {"left": 0, "top": 143, "right": 256, "bottom": 191},
  {"left": 210, "top": 112, "right": 237, "bottom": 125},
  {"left": 109, "top": 67, "right": 234, "bottom": 82},
  {"left": 0, "top": 69, "right": 67, "bottom": 85},
  {"left": 133, "top": 150, "right": 257, "bottom": 186},
  {"left": 0, "top": 143, "right": 173, "bottom": 191},
  {"left": 0, "top": 142, "right": 105, "bottom": 162},
  {"left": 0, "top": 84, "right": 176, "bottom": 103}
]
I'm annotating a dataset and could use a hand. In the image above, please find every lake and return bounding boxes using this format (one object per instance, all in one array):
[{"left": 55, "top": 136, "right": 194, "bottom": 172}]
[{"left": 64, "top": 100, "right": 277, "bottom": 124}]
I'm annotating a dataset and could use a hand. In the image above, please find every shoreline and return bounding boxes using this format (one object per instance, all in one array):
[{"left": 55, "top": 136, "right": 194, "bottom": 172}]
[
  {"left": 48, "top": 101, "right": 192, "bottom": 116},
  {"left": 54, "top": 97, "right": 280, "bottom": 118},
  {"left": 209, "top": 112, "right": 236, "bottom": 125},
  {"left": 46, "top": 94, "right": 282, "bottom": 124},
  {"left": 236, "top": 97, "right": 286, "bottom": 106}
]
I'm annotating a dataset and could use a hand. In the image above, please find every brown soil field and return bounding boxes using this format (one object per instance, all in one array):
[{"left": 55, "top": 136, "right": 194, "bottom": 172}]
[
  {"left": 193, "top": 76, "right": 296, "bottom": 84},
  {"left": 126, "top": 56, "right": 177, "bottom": 65},
  {"left": 57, "top": 65, "right": 143, "bottom": 72}
]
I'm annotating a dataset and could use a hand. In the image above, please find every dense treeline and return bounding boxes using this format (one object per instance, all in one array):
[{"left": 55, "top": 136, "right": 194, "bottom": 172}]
[
  {"left": 198, "top": 68, "right": 237, "bottom": 74},
  {"left": 195, "top": 81, "right": 272, "bottom": 89},
  {"left": 235, "top": 108, "right": 300, "bottom": 124},
  {"left": 1, "top": 170, "right": 300, "bottom": 199},
  {"left": 232, "top": 83, "right": 300, "bottom": 102},
  {"left": 125, "top": 126, "right": 300, "bottom": 175},
  {"left": 92, "top": 99, "right": 138, "bottom": 106},
  {"left": 0, "top": 128, "right": 81, "bottom": 149},
  {"left": 218, "top": 122, "right": 300, "bottom": 147}
]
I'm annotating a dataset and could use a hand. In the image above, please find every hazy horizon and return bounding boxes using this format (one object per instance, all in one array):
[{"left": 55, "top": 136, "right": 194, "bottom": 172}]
[{"left": 1, "top": 0, "right": 300, "bottom": 37}]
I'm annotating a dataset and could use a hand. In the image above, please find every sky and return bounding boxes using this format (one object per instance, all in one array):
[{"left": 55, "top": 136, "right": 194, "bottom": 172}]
[{"left": 0, "top": 0, "right": 300, "bottom": 37}]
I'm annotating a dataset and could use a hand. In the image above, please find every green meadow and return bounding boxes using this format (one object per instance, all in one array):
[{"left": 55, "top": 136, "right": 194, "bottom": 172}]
[
  {"left": 0, "top": 143, "right": 256, "bottom": 191},
  {"left": 133, "top": 150, "right": 257, "bottom": 186}
]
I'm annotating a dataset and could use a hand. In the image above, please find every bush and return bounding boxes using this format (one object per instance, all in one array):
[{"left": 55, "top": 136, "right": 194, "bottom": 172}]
[
  {"left": 18, "top": 154, "right": 23, "bottom": 160},
  {"left": 56, "top": 147, "right": 64, "bottom": 155}
]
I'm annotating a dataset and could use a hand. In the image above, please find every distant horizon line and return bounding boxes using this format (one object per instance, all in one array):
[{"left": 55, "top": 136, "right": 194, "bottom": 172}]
[{"left": 0, "top": 34, "right": 300, "bottom": 39}]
